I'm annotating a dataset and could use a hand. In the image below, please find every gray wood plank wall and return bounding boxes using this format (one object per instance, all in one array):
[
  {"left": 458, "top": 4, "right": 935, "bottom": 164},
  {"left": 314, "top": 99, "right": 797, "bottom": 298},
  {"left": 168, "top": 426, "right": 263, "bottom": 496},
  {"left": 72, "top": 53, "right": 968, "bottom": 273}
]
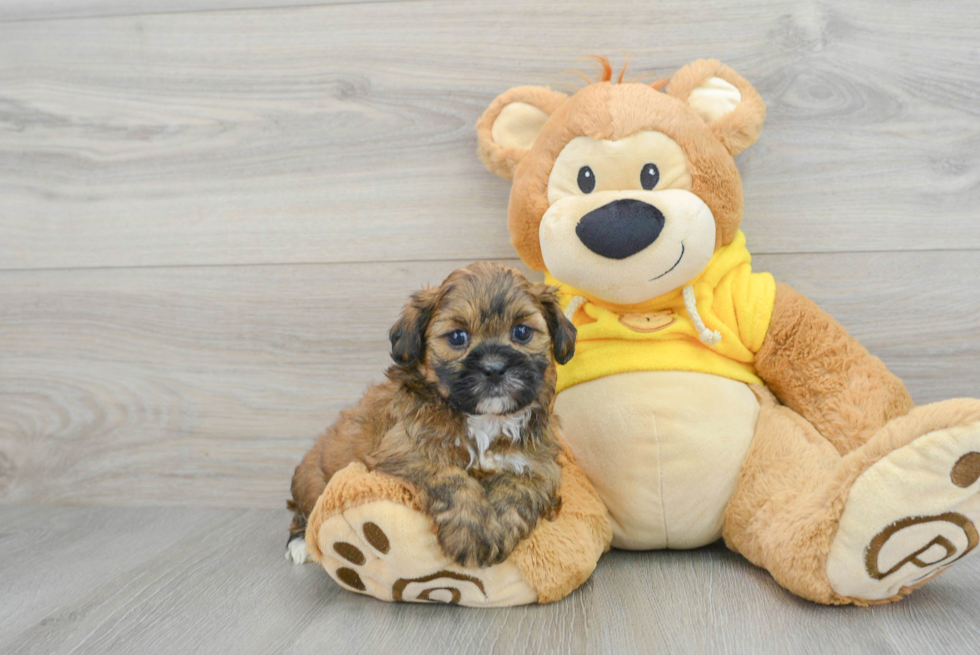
[
  {"left": 2, "top": 0, "right": 980, "bottom": 514},
  {"left": 0, "top": 1, "right": 394, "bottom": 22}
]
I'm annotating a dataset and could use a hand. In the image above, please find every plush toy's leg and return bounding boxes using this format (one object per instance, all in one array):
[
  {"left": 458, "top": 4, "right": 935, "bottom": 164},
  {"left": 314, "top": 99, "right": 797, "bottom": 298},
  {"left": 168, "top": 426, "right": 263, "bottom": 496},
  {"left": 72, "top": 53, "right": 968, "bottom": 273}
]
[
  {"left": 755, "top": 283, "right": 916, "bottom": 457},
  {"left": 304, "top": 446, "right": 610, "bottom": 606},
  {"left": 725, "top": 390, "right": 980, "bottom": 605}
]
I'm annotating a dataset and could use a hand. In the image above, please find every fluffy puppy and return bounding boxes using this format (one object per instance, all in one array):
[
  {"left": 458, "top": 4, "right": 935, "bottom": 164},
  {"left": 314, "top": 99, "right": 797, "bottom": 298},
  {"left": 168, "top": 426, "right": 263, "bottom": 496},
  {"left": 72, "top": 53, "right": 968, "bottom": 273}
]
[{"left": 287, "top": 262, "right": 577, "bottom": 568}]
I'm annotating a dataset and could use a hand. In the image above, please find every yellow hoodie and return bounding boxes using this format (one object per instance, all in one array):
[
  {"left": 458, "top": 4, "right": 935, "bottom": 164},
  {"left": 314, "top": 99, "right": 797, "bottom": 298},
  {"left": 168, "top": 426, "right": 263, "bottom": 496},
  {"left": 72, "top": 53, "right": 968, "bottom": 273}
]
[{"left": 546, "top": 231, "right": 776, "bottom": 394}]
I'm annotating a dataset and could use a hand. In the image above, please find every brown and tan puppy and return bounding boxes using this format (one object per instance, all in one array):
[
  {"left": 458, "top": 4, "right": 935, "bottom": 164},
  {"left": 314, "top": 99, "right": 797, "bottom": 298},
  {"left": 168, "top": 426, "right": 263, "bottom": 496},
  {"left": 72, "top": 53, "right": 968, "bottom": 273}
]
[{"left": 287, "top": 262, "right": 576, "bottom": 568}]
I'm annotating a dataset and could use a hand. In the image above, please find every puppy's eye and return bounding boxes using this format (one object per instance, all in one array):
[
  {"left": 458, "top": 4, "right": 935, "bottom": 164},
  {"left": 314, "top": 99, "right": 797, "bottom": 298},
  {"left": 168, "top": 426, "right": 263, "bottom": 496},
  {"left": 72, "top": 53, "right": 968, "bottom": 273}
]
[
  {"left": 511, "top": 324, "right": 532, "bottom": 344},
  {"left": 640, "top": 163, "right": 660, "bottom": 190},
  {"left": 577, "top": 166, "right": 595, "bottom": 194},
  {"left": 446, "top": 329, "right": 469, "bottom": 349}
]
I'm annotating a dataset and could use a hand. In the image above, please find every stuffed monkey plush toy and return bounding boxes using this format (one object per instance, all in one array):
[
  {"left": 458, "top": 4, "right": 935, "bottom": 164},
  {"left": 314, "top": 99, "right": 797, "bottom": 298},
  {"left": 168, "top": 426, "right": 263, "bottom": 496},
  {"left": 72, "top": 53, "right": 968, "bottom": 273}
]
[{"left": 303, "top": 58, "right": 980, "bottom": 607}]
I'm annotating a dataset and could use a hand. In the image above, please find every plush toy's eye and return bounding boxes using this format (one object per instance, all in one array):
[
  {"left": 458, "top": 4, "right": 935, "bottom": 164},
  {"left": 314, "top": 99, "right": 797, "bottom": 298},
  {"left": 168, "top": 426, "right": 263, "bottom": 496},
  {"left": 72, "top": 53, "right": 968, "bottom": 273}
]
[
  {"left": 511, "top": 324, "right": 532, "bottom": 344},
  {"left": 640, "top": 163, "right": 660, "bottom": 190},
  {"left": 577, "top": 166, "right": 595, "bottom": 194},
  {"left": 447, "top": 329, "right": 469, "bottom": 349}
]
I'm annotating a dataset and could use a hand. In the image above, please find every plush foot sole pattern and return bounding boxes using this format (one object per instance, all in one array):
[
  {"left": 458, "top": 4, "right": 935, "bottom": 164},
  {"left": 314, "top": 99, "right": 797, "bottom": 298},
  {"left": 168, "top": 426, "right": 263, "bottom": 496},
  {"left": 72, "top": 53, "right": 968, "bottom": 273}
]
[
  {"left": 311, "top": 500, "right": 538, "bottom": 607},
  {"left": 827, "top": 421, "right": 980, "bottom": 601}
]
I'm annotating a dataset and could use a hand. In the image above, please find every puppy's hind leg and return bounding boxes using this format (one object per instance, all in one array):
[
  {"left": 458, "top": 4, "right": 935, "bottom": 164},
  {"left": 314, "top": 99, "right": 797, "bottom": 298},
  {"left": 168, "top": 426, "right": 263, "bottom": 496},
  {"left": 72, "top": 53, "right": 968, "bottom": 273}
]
[
  {"left": 285, "top": 502, "right": 313, "bottom": 564},
  {"left": 286, "top": 449, "right": 330, "bottom": 565}
]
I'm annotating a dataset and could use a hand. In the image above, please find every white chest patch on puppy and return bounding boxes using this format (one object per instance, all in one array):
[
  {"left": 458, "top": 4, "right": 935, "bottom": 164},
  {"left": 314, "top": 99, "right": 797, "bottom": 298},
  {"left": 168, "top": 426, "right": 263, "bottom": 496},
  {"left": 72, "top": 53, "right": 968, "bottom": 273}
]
[{"left": 465, "top": 409, "right": 531, "bottom": 473}]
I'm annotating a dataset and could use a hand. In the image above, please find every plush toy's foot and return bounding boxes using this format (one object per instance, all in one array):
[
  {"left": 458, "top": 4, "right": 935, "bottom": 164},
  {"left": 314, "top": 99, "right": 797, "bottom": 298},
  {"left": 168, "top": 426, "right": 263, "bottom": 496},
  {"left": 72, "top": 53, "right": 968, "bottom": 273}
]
[
  {"left": 303, "top": 462, "right": 537, "bottom": 606},
  {"left": 827, "top": 412, "right": 980, "bottom": 602},
  {"left": 302, "top": 450, "right": 610, "bottom": 606}
]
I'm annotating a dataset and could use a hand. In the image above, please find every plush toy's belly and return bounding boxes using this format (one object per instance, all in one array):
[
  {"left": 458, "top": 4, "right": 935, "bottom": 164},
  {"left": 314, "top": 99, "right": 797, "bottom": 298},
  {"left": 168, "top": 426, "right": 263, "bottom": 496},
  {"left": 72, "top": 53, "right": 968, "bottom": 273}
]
[{"left": 554, "top": 370, "right": 760, "bottom": 550}]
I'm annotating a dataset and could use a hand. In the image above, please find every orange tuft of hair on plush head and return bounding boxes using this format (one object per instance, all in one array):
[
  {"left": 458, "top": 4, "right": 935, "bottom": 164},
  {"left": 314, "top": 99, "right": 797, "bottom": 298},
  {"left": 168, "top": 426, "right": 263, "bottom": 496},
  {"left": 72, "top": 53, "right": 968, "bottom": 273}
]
[
  {"left": 569, "top": 54, "right": 629, "bottom": 86},
  {"left": 585, "top": 54, "right": 613, "bottom": 82},
  {"left": 568, "top": 54, "right": 667, "bottom": 89}
]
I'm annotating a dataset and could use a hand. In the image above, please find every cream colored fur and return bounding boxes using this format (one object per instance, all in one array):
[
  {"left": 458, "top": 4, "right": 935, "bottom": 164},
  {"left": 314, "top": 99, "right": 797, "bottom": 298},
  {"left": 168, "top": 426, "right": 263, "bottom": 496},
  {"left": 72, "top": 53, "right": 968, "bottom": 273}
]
[
  {"left": 546, "top": 131, "right": 692, "bottom": 203},
  {"left": 492, "top": 102, "right": 551, "bottom": 153},
  {"left": 686, "top": 76, "right": 742, "bottom": 123},
  {"left": 555, "top": 371, "right": 759, "bottom": 549}
]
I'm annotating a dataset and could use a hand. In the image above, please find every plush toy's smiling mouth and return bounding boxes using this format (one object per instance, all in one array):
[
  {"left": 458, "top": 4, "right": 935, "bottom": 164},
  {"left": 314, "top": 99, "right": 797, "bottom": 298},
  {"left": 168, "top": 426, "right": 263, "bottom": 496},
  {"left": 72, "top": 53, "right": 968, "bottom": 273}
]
[{"left": 649, "top": 242, "right": 685, "bottom": 281}]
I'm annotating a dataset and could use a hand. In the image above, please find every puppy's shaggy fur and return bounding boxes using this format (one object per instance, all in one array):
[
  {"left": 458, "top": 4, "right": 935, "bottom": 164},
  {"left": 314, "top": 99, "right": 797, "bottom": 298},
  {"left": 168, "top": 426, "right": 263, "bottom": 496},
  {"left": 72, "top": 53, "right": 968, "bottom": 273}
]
[{"left": 288, "top": 263, "right": 577, "bottom": 567}]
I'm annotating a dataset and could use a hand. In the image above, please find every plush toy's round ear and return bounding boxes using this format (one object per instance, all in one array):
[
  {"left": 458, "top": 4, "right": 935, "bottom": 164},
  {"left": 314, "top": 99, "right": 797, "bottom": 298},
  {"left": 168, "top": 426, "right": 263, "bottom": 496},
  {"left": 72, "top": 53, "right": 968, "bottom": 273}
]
[
  {"left": 477, "top": 86, "right": 568, "bottom": 181},
  {"left": 666, "top": 59, "right": 766, "bottom": 156}
]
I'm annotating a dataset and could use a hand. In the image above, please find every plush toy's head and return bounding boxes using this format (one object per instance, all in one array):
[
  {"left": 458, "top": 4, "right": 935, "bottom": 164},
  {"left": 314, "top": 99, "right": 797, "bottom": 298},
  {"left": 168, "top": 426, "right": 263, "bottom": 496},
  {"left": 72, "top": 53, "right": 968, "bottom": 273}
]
[{"left": 477, "top": 58, "right": 766, "bottom": 306}]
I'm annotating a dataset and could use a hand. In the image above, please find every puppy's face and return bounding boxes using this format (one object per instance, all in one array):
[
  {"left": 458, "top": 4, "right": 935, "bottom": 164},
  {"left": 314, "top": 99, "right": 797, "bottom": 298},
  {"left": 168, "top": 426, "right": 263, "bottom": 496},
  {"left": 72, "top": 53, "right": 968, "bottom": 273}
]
[{"left": 389, "top": 263, "right": 576, "bottom": 415}]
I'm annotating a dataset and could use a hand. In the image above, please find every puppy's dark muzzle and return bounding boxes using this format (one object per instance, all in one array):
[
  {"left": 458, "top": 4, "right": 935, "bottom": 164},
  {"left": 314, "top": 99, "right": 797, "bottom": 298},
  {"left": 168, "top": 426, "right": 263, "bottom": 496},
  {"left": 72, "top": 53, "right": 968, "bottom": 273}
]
[
  {"left": 447, "top": 342, "right": 547, "bottom": 414},
  {"left": 470, "top": 344, "right": 522, "bottom": 384},
  {"left": 481, "top": 359, "right": 508, "bottom": 383},
  {"left": 575, "top": 199, "right": 665, "bottom": 260}
]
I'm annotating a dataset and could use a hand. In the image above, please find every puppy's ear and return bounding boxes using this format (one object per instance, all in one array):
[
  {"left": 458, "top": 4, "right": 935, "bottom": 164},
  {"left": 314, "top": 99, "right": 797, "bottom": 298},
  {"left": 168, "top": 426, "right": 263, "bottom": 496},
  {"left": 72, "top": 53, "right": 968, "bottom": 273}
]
[
  {"left": 532, "top": 284, "right": 577, "bottom": 365},
  {"left": 389, "top": 286, "right": 443, "bottom": 367}
]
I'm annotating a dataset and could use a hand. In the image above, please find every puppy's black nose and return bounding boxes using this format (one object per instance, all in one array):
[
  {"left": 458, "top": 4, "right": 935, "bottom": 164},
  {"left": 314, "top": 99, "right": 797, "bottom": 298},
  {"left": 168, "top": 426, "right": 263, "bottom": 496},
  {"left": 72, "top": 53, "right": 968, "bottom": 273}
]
[
  {"left": 481, "top": 359, "right": 508, "bottom": 383},
  {"left": 576, "top": 199, "right": 665, "bottom": 259}
]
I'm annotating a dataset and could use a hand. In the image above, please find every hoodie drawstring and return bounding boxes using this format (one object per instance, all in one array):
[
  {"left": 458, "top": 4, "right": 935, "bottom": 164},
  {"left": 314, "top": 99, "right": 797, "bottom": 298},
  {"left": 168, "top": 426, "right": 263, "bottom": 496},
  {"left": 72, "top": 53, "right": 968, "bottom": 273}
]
[{"left": 683, "top": 285, "right": 722, "bottom": 348}]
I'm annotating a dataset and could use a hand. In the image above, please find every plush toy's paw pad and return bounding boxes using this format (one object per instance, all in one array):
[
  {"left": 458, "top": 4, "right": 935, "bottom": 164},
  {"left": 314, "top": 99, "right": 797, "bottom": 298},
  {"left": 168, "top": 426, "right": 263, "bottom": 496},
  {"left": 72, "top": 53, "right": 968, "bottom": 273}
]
[
  {"left": 313, "top": 500, "right": 538, "bottom": 607},
  {"left": 286, "top": 538, "right": 313, "bottom": 564},
  {"left": 828, "top": 422, "right": 980, "bottom": 601}
]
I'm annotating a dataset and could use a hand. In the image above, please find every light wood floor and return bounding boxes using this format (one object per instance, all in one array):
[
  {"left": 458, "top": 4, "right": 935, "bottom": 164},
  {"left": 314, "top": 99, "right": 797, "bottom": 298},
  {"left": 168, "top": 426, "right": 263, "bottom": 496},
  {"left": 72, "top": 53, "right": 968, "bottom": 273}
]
[
  {"left": 2, "top": 0, "right": 980, "bottom": 652},
  {"left": 3, "top": 505, "right": 980, "bottom": 655}
]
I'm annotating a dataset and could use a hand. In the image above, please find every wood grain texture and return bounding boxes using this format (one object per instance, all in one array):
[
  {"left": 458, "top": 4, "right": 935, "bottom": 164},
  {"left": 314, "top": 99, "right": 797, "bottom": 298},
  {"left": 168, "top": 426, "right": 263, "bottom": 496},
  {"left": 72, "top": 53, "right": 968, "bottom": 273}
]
[
  {"left": 0, "top": 0, "right": 402, "bottom": 23},
  {"left": 2, "top": 250, "right": 978, "bottom": 509},
  {"left": 2, "top": 0, "right": 980, "bottom": 270},
  {"left": 2, "top": 505, "right": 979, "bottom": 655},
  {"left": 0, "top": 258, "right": 534, "bottom": 508}
]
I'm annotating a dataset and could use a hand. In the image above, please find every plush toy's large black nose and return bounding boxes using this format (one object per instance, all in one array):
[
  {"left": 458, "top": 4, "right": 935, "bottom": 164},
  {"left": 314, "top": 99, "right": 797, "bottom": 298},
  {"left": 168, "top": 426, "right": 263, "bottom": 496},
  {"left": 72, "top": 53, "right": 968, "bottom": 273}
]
[{"left": 575, "top": 199, "right": 665, "bottom": 260}]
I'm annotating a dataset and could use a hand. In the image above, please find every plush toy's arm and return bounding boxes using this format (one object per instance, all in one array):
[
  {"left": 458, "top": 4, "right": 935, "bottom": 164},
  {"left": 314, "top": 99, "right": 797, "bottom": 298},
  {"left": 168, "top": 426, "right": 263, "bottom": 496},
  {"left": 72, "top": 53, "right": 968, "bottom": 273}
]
[
  {"left": 754, "top": 282, "right": 914, "bottom": 455},
  {"left": 304, "top": 439, "right": 610, "bottom": 606},
  {"left": 507, "top": 438, "right": 612, "bottom": 602}
]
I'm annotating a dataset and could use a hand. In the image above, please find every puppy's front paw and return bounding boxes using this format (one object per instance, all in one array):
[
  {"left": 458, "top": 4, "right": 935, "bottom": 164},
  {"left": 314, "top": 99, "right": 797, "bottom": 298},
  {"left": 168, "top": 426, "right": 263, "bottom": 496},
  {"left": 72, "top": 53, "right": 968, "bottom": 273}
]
[
  {"left": 487, "top": 510, "right": 539, "bottom": 566},
  {"left": 435, "top": 516, "right": 503, "bottom": 569},
  {"left": 544, "top": 495, "right": 562, "bottom": 522}
]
